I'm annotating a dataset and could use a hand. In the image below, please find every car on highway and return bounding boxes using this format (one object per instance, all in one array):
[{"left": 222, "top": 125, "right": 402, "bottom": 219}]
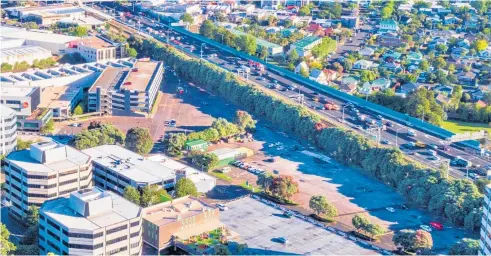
[
  {"left": 426, "top": 149, "right": 437, "bottom": 156},
  {"left": 420, "top": 225, "right": 432, "bottom": 232},
  {"left": 407, "top": 129, "right": 417, "bottom": 136},
  {"left": 70, "top": 123, "right": 82, "bottom": 127},
  {"left": 468, "top": 173, "right": 479, "bottom": 179},
  {"left": 376, "top": 115, "right": 383, "bottom": 120},
  {"left": 427, "top": 156, "right": 440, "bottom": 161},
  {"left": 381, "top": 140, "right": 391, "bottom": 145},
  {"left": 427, "top": 144, "right": 438, "bottom": 150},
  {"left": 257, "top": 76, "right": 266, "bottom": 81},
  {"left": 216, "top": 204, "right": 228, "bottom": 211}
]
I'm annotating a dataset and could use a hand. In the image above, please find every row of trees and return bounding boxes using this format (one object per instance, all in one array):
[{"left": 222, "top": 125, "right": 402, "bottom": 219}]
[
  {"left": 393, "top": 229, "right": 433, "bottom": 254},
  {"left": 352, "top": 214, "right": 386, "bottom": 241},
  {"left": 0, "top": 57, "right": 57, "bottom": 73},
  {"left": 123, "top": 178, "right": 198, "bottom": 207},
  {"left": 128, "top": 36, "right": 483, "bottom": 230},
  {"left": 71, "top": 123, "right": 154, "bottom": 155},
  {"left": 257, "top": 172, "right": 299, "bottom": 202}
]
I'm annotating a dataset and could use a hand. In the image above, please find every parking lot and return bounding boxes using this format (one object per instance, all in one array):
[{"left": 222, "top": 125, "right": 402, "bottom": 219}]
[{"left": 220, "top": 197, "right": 378, "bottom": 255}]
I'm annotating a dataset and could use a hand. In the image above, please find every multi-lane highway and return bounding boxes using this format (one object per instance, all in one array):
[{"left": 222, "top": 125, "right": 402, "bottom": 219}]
[{"left": 97, "top": 4, "right": 491, "bottom": 179}]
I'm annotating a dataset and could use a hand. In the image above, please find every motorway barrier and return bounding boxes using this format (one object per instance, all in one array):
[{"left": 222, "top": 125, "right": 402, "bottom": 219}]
[{"left": 155, "top": 20, "right": 482, "bottom": 150}]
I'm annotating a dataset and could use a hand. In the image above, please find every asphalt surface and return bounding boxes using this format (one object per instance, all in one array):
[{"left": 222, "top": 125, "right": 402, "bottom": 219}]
[{"left": 97, "top": 5, "right": 491, "bottom": 180}]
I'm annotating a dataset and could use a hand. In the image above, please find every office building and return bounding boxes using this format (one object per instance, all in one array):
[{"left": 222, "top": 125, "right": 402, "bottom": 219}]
[
  {"left": 38, "top": 84, "right": 84, "bottom": 119},
  {"left": 88, "top": 59, "right": 164, "bottom": 115},
  {"left": 39, "top": 187, "right": 143, "bottom": 255},
  {"left": 142, "top": 196, "right": 221, "bottom": 251},
  {"left": 480, "top": 184, "right": 491, "bottom": 255},
  {"left": 0, "top": 86, "right": 53, "bottom": 131},
  {"left": 4, "top": 4, "right": 85, "bottom": 25},
  {"left": 4, "top": 141, "right": 92, "bottom": 219},
  {"left": 0, "top": 45, "right": 52, "bottom": 65},
  {"left": 67, "top": 37, "right": 116, "bottom": 63},
  {"left": 0, "top": 105, "right": 17, "bottom": 156},
  {"left": 82, "top": 145, "right": 175, "bottom": 195}
]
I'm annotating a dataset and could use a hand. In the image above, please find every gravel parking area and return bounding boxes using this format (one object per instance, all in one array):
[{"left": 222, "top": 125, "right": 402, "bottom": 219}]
[{"left": 220, "top": 197, "right": 378, "bottom": 255}]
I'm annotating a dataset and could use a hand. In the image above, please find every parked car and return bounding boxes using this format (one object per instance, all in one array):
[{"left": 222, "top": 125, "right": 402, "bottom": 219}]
[
  {"left": 386, "top": 207, "right": 395, "bottom": 213},
  {"left": 277, "top": 237, "right": 289, "bottom": 244},
  {"left": 429, "top": 222, "right": 444, "bottom": 231},
  {"left": 420, "top": 225, "right": 432, "bottom": 232}
]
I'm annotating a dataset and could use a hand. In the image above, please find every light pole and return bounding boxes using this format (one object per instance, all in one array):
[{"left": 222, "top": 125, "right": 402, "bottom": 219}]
[
  {"left": 395, "top": 127, "right": 405, "bottom": 147},
  {"left": 200, "top": 43, "right": 205, "bottom": 59},
  {"left": 341, "top": 105, "right": 347, "bottom": 123}
]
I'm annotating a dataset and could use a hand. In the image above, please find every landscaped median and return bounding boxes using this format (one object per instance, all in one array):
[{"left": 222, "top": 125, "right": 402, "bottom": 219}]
[{"left": 129, "top": 36, "right": 483, "bottom": 231}]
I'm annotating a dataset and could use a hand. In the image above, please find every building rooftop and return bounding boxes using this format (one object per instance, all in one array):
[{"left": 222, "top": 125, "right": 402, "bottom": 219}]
[
  {"left": 0, "top": 45, "right": 51, "bottom": 58},
  {"left": 6, "top": 4, "right": 77, "bottom": 13},
  {"left": 293, "top": 35, "right": 321, "bottom": 49},
  {"left": 38, "top": 84, "right": 81, "bottom": 109},
  {"left": 143, "top": 196, "right": 216, "bottom": 226},
  {"left": 121, "top": 60, "right": 160, "bottom": 92},
  {"left": 82, "top": 145, "right": 176, "bottom": 185},
  {"left": 0, "top": 105, "right": 16, "bottom": 118},
  {"left": 0, "top": 86, "right": 38, "bottom": 98},
  {"left": 7, "top": 141, "right": 91, "bottom": 174},
  {"left": 185, "top": 139, "right": 207, "bottom": 147},
  {"left": 1, "top": 26, "right": 79, "bottom": 44},
  {"left": 89, "top": 66, "right": 128, "bottom": 93},
  {"left": 73, "top": 37, "right": 114, "bottom": 50},
  {"left": 41, "top": 187, "right": 141, "bottom": 231}
]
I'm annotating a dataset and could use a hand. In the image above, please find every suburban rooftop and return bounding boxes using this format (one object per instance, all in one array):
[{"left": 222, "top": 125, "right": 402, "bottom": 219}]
[{"left": 121, "top": 60, "right": 161, "bottom": 92}]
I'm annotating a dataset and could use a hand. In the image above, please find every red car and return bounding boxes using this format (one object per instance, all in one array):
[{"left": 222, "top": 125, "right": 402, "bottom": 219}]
[{"left": 429, "top": 222, "right": 444, "bottom": 230}]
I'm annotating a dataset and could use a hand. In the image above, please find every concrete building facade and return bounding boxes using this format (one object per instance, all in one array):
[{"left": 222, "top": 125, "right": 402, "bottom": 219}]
[
  {"left": 68, "top": 37, "right": 117, "bottom": 63},
  {"left": 480, "top": 184, "right": 491, "bottom": 255},
  {"left": 4, "top": 142, "right": 92, "bottom": 219},
  {"left": 0, "top": 105, "right": 17, "bottom": 156},
  {"left": 39, "top": 187, "right": 143, "bottom": 255}
]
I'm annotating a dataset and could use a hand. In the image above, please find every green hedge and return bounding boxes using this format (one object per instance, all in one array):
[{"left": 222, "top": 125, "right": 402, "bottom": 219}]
[{"left": 129, "top": 36, "right": 483, "bottom": 231}]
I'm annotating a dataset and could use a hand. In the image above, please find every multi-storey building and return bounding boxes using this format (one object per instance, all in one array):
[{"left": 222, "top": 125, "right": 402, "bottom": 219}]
[
  {"left": 68, "top": 37, "right": 116, "bottom": 63},
  {"left": 480, "top": 184, "right": 491, "bottom": 255},
  {"left": 142, "top": 196, "right": 221, "bottom": 252},
  {"left": 87, "top": 59, "right": 164, "bottom": 115},
  {"left": 39, "top": 187, "right": 143, "bottom": 255},
  {"left": 82, "top": 145, "right": 175, "bottom": 195},
  {"left": 4, "top": 141, "right": 91, "bottom": 219},
  {"left": 0, "top": 105, "right": 17, "bottom": 155}
]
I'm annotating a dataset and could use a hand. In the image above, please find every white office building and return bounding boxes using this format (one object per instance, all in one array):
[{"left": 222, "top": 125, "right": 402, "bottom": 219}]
[
  {"left": 0, "top": 45, "right": 52, "bottom": 65},
  {"left": 82, "top": 145, "right": 175, "bottom": 195},
  {"left": 480, "top": 184, "right": 491, "bottom": 255},
  {"left": 39, "top": 187, "right": 143, "bottom": 255},
  {"left": 0, "top": 105, "right": 17, "bottom": 155},
  {"left": 4, "top": 141, "right": 92, "bottom": 219}
]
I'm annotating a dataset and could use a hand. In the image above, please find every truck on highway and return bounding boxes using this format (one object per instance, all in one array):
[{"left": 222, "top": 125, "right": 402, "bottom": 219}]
[
  {"left": 248, "top": 60, "right": 265, "bottom": 72},
  {"left": 357, "top": 114, "right": 367, "bottom": 121},
  {"left": 365, "top": 118, "right": 376, "bottom": 125},
  {"left": 451, "top": 156, "right": 472, "bottom": 167},
  {"left": 324, "top": 103, "right": 340, "bottom": 110},
  {"left": 415, "top": 141, "right": 426, "bottom": 148},
  {"left": 241, "top": 65, "right": 251, "bottom": 73}
]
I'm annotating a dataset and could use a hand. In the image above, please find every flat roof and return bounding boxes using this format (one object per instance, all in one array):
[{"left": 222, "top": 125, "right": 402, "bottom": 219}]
[
  {"left": 41, "top": 189, "right": 141, "bottom": 231},
  {"left": 0, "top": 105, "right": 16, "bottom": 118},
  {"left": 38, "top": 84, "right": 81, "bottom": 109},
  {"left": 1, "top": 86, "right": 37, "bottom": 98},
  {"left": 7, "top": 144, "right": 90, "bottom": 174},
  {"left": 121, "top": 61, "right": 160, "bottom": 92},
  {"left": 1, "top": 45, "right": 51, "bottom": 57},
  {"left": 294, "top": 35, "right": 321, "bottom": 49},
  {"left": 74, "top": 37, "right": 114, "bottom": 50},
  {"left": 1, "top": 27, "right": 79, "bottom": 44},
  {"left": 9, "top": 4, "right": 76, "bottom": 13},
  {"left": 143, "top": 196, "right": 216, "bottom": 226},
  {"left": 90, "top": 66, "right": 128, "bottom": 93},
  {"left": 82, "top": 145, "right": 175, "bottom": 185}
]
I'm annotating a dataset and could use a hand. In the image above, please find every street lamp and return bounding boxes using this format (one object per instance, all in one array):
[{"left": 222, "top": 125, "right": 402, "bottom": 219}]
[
  {"left": 341, "top": 105, "right": 348, "bottom": 123},
  {"left": 200, "top": 43, "right": 205, "bottom": 59}
]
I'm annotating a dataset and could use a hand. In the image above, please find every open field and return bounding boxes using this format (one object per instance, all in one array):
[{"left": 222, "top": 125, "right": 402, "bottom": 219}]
[{"left": 442, "top": 120, "right": 491, "bottom": 134}]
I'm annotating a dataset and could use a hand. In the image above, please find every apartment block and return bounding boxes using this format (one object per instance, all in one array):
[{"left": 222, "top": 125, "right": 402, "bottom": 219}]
[
  {"left": 68, "top": 37, "right": 116, "bottom": 63},
  {"left": 480, "top": 184, "right": 491, "bottom": 255},
  {"left": 82, "top": 145, "right": 175, "bottom": 195},
  {"left": 87, "top": 59, "right": 164, "bottom": 115},
  {"left": 0, "top": 105, "right": 17, "bottom": 155},
  {"left": 39, "top": 187, "right": 143, "bottom": 255},
  {"left": 4, "top": 141, "right": 91, "bottom": 219},
  {"left": 142, "top": 196, "right": 221, "bottom": 251}
]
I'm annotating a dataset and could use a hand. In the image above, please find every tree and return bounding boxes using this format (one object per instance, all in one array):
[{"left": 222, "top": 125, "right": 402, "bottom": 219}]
[
  {"left": 311, "top": 37, "right": 337, "bottom": 59},
  {"left": 298, "top": 5, "right": 311, "bottom": 16},
  {"left": 393, "top": 229, "right": 415, "bottom": 251},
  {"left": 200, "top": 20, "right": 216, "bottom": 38},
  {"left": 310, "top": 61, "right": 323, "bottom": 70},
  {"left": 1, "top": 63, "right": 13, "bottom": 72},
  {"left": 40, "top": 119, "right": 55, "bottom": 135},
  {"left": 190, "top": 151, "right": 219, "bottom": 171},
  {"left": 237, "top": 34, "right": 257, "bottom": 55},
  {"left": 449, "top": 238, "right": 479, "bottom": 255},
  {"left": 25, "top": 206, "right": 39, "bottom": 226},
  {"left": 393, "top": 229, "right": 433, "bottom": 252},
  {"left": 175, "top": 178, "right": 198, "bottom": 197},
  {"left": 271, "top": 175, "right": 299, "bottom": 201},
  {"left": 474, "top": 39, "right": 489, "bottom": 52},
  {"left": 181, "top": 13, "right": 194, "bottom": 24},
  {"left": 233, "top": 110, "right": 256, "bottom": 133},
  {"left": 125, "top": 127, "right": 153, "bottom": 155},
  {"left": 71, "top": 26, "right": 88, "bottom": 37},
  {"left": 475, "top": 178, "right": 491, "bottom": 194},
  {"left": 413, "top": 229, "right": 433, "bottom": 251},
  {"left": 73, "top": 104, "right": 84, "bottom": 115},
  {"left": 214, "top": 244, "right": 230, "bottom": 255},
  {"left": 288, "top": 49, "right": 299, "bottom": 63},
  {"left": 123, "top": 186, "right": 141, "bottom": 205},
  {"left": 71, "top": 123, "right": 125, "bottom": 150},
  {"left": 17, "top": 138, "right": 34, "bottom": 150},
  {"left": 141, "top": 185, "right": 161, "bottom": 207},
  {"left": 1, "top": 224, "right": 16, "bottom": 255},
  {"left": 365, "top": 223, "right": 385, "bottom": 240},
  {"left": 256, "top": 171, "right": 273, "bottom": 193},
  {"left": 300, "top": 67, "right": 309, "bottom": 78},
  {"left": 127, "top": 47, "right": 138, "bottom": 57},
  {"left": 352, "top": 214, "right": 370, "bottom": 232},
  {"left": 13, "top": 244, "right": 39, "bottom": 255},
  {"left": 164, "top": 133, "right": 188, "bottom": 155},
  {"left": 309, "top": 195, "right": 337, "bottom": 218}
]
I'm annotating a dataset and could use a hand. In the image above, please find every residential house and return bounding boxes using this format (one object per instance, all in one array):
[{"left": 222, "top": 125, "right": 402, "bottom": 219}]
[
  {"left": 378, "top": 19, "right": 399, "bottom": 33},
  {"left": 289, "top": 36, "right": 322, "bottom": 57},
  {"left": 359, "top": 47, "right": 375, "bottom": 57},
  {"left": 339, "top": 76, "right": 359, "bottom": 94},
  {"left": 359, "top": 78, "right": 391, "bottom": 95},
  {"left": 435, "top": 93, "right": 451, "bottom": 105},
  {"left": 443, "top": 15, "right": 461, "bottom": 25},
  {"left": 451, "top": 47, "right": 469, "bottom": 57},
  {"left": 382, "top": 51, "right": 402, "bottom": 62},
  {"left": 406, "top": 52, "right": 423, "bottom": 65},
  {"left": 377, "top": 33, "right": 403, "bottom": 47},
  {"left": 456, "top": 39, "right": 471, "bottom": 48},
  {"left": 309, "top": 69, "right": 328, "bottom": 85},
  {"left": 295, "top": 61, "right": 309, "bottom": 74},
  {"left": 432, "top": 84, "right": 453, "bottom": 95},
  {"left": 471, "top": 89, "right": 485, "bottom": 101},
  {"left": 457, "top": 71, "right": 477, "bottom": 86},
  {"left": 382, "top": 62, "right": 401, "bottom": 72},
  {"left": 396, "top": 82, "right": 422, "bottom": 97},
  {"left": 428, "top": 37, "right": 448, "bottom": 50},
  {"left": 323, "top": 69, "right": 338, "bottom": 81},
  {"left": 353, "top": 60, "right": 377, "bottom": 70},
  {"left": 400, "top": 15, "right": 413, "bottom": 25},
  {"left": 479, "top": 47, "right": 491, "bottom": 59}
]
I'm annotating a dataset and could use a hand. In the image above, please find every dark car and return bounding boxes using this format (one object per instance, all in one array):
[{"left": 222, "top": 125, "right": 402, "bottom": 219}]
[{"left": 385, "top": 121, "right": 393, "bottom": 127}]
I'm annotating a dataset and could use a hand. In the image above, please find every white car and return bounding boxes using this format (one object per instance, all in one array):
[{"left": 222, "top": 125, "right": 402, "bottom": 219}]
[
  {"left": 420, "top": 225, "right": 432, "bottom": 232},
  {"left": 386, "top": 207, "right": 395, "bottom": 213},
  {"left": 217, "top": 204, "right": 228, "bottom": 211}
]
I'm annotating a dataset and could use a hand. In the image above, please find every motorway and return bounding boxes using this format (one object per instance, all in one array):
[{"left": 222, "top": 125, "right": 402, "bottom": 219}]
[{"left": 98, "top": 4, "right": 491, "bottom": 179}]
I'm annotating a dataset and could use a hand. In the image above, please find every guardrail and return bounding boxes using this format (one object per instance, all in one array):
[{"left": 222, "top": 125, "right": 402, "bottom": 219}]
[{"left": 149, "top": 17, "right": 483, "bottom": 150}]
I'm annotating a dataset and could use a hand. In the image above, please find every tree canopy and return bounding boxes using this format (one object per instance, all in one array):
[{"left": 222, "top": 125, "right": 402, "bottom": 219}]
[
  {"left": 125, "top": 127, "right": 153, "bottom": 155},
  {"left": 1, "top": 224, "right": 16, "bottom": 255},
  {"left": 449, "top": 238, "right": 479, "bottom": 255},
  {"left": 71, "top": 123, "right": 125, "bottom": 150},
  {"left": 309, "top": 195, "right": 337, "bottom": 218},
  {"left": 175, "top": 178, "right": 198, "bottom": 198}
]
